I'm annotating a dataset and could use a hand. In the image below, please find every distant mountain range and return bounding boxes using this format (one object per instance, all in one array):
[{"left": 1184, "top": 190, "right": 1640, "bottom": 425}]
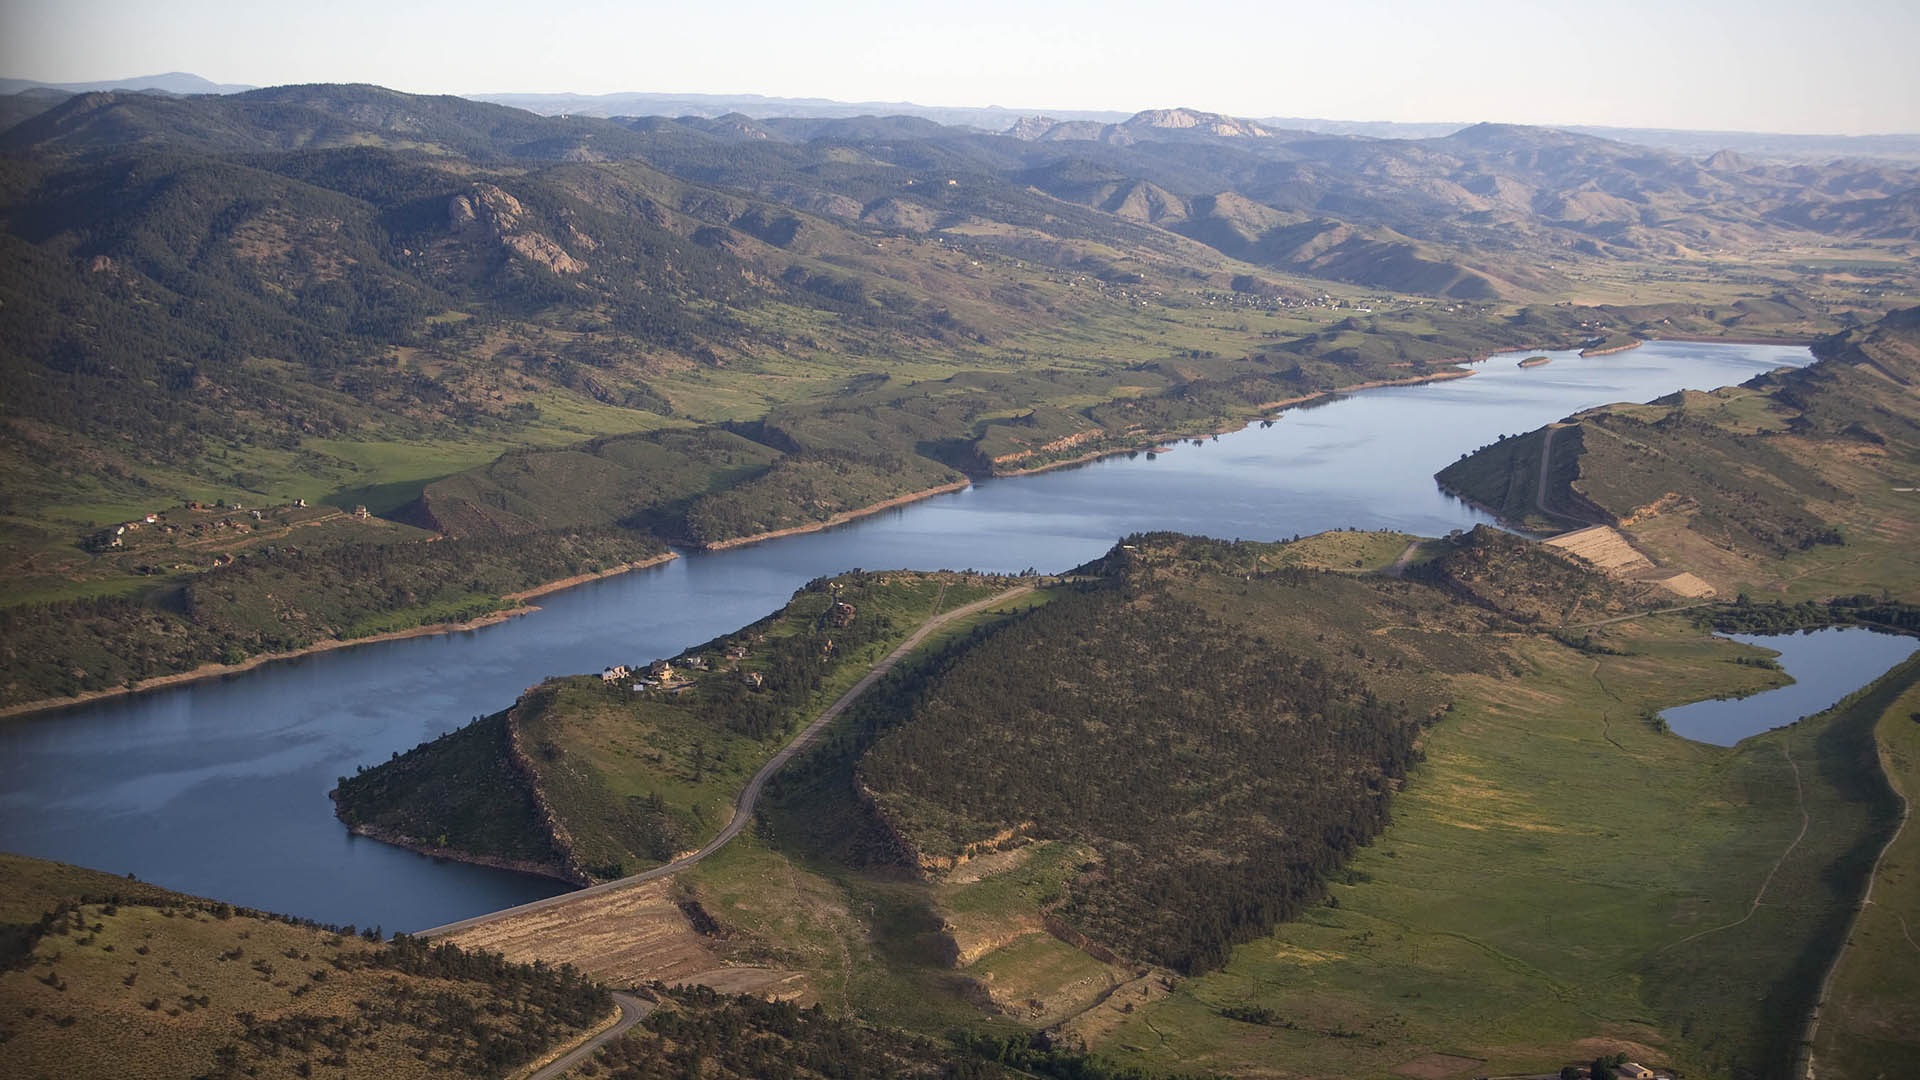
[
  {"left": 7, "top": 74, "right": 1918, "bottom": 163},
  {"left": 0, "top": 71, "right": 256, "bottom": 96}
]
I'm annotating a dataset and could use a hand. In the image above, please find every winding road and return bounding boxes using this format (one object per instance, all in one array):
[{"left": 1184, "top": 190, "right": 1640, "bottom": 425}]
[
  {"left": 418, "top": 585, "right": 1031, "bottom": 939},
  {"left": 524, "top": 992, "right": 651, "bottom": 1080}
]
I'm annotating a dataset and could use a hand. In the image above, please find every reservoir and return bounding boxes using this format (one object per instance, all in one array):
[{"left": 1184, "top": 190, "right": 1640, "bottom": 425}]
[
  {"left": 0, "top": 341, "right": 1811, "bottom": 931},
  {"left": 1661, "top": 627, "right": 1920, "bottom": 746}
]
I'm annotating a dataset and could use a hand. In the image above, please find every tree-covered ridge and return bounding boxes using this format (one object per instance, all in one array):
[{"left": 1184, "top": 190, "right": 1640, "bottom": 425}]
[
  {"left": 333, "top": 571, "right": 1016, "bottom": 881},
  {"left": 851, "top": 540, "right": 1457, "bottom": 974},
  {"left": 331, "top": 709, "right": 567, "bottom": 878},
  {"left": 0, "top": 526, "right": 661, "bottom": 706},
  {"left": 1407, "top": 524, "right": 1668, "bottom": 624}
]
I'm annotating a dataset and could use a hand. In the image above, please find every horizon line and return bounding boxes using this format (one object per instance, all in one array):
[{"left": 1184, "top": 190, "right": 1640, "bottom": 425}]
[{"left": 9, "top": 73, "right": 1920, "bottom": 140}]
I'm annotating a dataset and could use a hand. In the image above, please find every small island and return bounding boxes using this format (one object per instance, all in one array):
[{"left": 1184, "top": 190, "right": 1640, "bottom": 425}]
[{"left": 1519, "top": 354, "right": 1553, "bottom": 368}]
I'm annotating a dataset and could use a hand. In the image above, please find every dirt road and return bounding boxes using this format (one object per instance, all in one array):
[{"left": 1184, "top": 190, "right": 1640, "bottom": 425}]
[{"left": 418, "top": 585, "right": 1032, "bottom": 939}]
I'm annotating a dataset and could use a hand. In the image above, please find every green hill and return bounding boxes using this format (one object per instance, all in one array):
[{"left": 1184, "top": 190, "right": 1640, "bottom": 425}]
[{"left": 334, "top": 571, "right": 1019, "bottom": 881}]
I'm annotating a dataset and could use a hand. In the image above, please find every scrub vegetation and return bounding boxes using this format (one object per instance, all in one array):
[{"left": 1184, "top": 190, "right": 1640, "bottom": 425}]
[{"left": 0, "top": 854, "right": 609, "bottom": 1080}]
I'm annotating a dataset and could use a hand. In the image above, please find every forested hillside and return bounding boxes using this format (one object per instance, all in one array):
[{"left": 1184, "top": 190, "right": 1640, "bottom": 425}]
[
  {"left": 4, "top": 83, "right": 1914, "bottom": 713},
  {"left": 334, "top": 572, "right": 1017, "bottom": 881},
  {"left": 0, "top": 527, "right": 661, "bottom": 706},
  {"left": 835, "top": 532, "right": 1627, "bottom": 974}
]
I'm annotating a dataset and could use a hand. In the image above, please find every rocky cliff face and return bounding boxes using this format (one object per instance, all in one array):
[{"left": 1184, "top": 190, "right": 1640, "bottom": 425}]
[
  {"left": 449, "top": 182, "right": 587, "bottom": 274},
  {"left": 1125, "top": 107, "right": 1273, "bottom": 138},
  {"left": 1003, "top": 114, "right": 1059, "bottom": 140},
  {"left": 1012, "top": 107, "right": 1276, "bottom": 145}
]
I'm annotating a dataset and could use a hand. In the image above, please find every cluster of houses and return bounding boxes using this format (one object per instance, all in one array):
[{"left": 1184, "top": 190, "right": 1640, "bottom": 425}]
[
  {"left": 602, "top": 643, "right": 766, "bottom": 695},
  {"left": 89, "top": 497, "right": 327, "bottom": 560}
]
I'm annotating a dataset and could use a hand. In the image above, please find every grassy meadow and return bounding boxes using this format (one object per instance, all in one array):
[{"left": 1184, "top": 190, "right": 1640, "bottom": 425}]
[
  {"left": 1806, "top": 658, "right": 1920, "bottom": 1078},
  {"left": 1094, "top": 618, "right": 1904, "bottom": 1078}
]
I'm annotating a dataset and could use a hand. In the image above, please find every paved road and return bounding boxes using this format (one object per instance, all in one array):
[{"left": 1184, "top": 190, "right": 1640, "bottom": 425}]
[
  {"left": 1533, "top": 425, "right": 1611, "bottom": 529},
  {"left": 419, "top": 585, "right": 1031, "bottom": 939},
  {"left": 525, "top": 991, "right": 650, "bottom": 1080}
]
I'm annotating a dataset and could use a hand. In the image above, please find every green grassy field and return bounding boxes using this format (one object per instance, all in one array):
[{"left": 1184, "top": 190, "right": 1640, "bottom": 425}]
[
  {"left": 1094, "top": 616, "right": 1893, "bottom": 1078},
  {"left": 1806, "top": 658, "right": 1920, "bottom": 1078}
]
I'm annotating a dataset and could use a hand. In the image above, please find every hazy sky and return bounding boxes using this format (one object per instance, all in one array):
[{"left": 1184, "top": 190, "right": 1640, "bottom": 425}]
[{"left": 5, "top": 0, "right": 1917, "bottom": 134}]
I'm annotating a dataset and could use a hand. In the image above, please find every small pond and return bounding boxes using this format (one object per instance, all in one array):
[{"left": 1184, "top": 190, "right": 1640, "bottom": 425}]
[{"left": 1661, "top": 627, "right": 1920, "bottom": 746}]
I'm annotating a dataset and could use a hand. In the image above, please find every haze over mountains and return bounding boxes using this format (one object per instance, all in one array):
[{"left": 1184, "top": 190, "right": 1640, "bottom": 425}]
[{"left": 7, "top": 72, "right": 1920, "bottom": 162}]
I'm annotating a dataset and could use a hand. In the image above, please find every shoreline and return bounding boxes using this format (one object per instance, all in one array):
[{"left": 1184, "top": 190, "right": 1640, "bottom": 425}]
[
  {"left": 1580, "top": 339, "right": 1645, "bottom": 357},
  {"left": 698, "top": 480, "right": 974, "bottom": 550},
  {"left": 7, "top": 343, "right": 1757, "bottom": 721},
  {"left": 330, "top": 801, "right": 586, "bottom": 888},
  {"left": 0, "top": 552, "right": 679, "bottom": 721},
  {"left": 991, "top": 368, "right": 1479, "bottom": 479},
  {"left": 1649, "top": 333, "right": 1815, "bottom": 347},
  {"left": 1432, "top": 478, "right": 1558, "bottom": 538}
]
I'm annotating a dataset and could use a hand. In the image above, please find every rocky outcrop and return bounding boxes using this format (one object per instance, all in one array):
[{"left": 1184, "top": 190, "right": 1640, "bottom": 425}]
[
  {"left": 1003, "top": 115, "right": 1059, "bottom": 140},
  {"left": 449, "top": 182, "right": 587, "bottom": 274},
  {"left": 502, "top": 232, "right": 586, "bottom": 274},
  {"left": 1126, "top": 108, "right": 1273, "bottom": 139}
]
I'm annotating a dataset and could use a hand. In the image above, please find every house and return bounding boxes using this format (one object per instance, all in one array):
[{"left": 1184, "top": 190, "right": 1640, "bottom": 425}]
[
  {"left": 352, "top": 505, "right": 369, "bottom": 519},
  {"left": 725, "top": 644, "right": 749, "bottom": 660},
  {"left": 682, "top": 655, "right": 709, "bottom": 671},
  {"left": 829, "top": 601, "right": 857, "bottom": 627},
  {"left": 143, "top": 513, "right": 158, "bottom": 524},
  {"left": 743, "top": 671, "right": 764, "bottom": 688},
  {"left": 250, "top": 510, "right": 264, "bottom": 521},
  {"left": 647, "top": 659, "right": 674, "bottom": 680},
  {"left": 601, "top": 665, "right": 629, "bottom": 683},
  {"left": 1616, "top": 1065, "right": 1654, "bottom": 1080},
  {"left": 293, "top": 498, "right": 307, "bottom": 508}
]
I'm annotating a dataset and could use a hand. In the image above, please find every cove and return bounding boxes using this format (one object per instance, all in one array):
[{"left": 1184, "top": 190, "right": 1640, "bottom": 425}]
[
  {"left": 0, "top": 340, "right": 1811, "bottom": 932},
  {"left": 1661, "top": 627, "right": 1920, "bottom": 746}
]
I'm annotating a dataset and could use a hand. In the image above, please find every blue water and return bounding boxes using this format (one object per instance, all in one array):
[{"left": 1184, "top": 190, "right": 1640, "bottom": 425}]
[
  {"left": 0, "top": 340, "right": 1814, "bottom": 931},
  {"left": 1662, "top": 628, "right": 1920, "bottom": 746}
]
